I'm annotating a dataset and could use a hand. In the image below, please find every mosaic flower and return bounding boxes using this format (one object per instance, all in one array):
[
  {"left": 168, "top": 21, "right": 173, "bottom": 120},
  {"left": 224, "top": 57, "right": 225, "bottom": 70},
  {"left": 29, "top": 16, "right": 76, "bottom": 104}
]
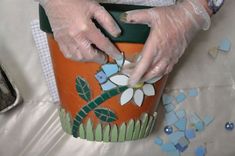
[
  {"left": 110, "top": 74, "right": 160, "bottom": 107},
  {"left": 95, "top": 53, "right": 162, "bottom": 107}
]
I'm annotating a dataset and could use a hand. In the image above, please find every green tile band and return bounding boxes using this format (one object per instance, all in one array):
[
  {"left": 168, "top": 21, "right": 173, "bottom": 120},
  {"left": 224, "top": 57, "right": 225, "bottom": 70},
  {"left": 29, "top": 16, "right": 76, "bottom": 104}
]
[
  {"left": 58, "top": 108, "right": 158, "bottom": 142},
  {"left": 39, "top": 4, "right": 151, "bottom": 43}
]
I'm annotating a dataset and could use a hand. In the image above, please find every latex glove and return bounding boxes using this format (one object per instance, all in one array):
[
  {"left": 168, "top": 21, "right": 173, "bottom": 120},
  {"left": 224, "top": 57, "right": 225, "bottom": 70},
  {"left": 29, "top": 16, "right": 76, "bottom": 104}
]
[
  {"left": 41, "top": 0, "right": 122, "bottom": 64},
  {"left": 120, "top": 0, "right": 211, "bottom": 87}
]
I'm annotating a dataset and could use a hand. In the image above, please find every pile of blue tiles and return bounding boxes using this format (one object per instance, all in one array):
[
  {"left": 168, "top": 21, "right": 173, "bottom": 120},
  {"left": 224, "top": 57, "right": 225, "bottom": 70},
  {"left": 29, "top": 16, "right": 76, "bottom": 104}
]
[{"left": 154, "top": 89, "right": 214, "bottom": 156}]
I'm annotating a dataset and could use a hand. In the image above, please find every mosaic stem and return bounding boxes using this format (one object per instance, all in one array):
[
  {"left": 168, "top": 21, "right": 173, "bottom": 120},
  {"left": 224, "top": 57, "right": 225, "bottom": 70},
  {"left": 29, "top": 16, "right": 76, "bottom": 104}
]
[{"left": 72, "top": 86, "right": 128, "bottom": 137}]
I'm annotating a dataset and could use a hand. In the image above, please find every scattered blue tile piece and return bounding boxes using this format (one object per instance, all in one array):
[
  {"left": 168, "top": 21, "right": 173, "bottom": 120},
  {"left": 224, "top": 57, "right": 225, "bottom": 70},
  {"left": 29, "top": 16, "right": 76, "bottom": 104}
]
[
  {"left": 166, "top": 151, "right": 180, "bottom": 156},
  {"left": 203, "top": 115, "right": 214, "bottom": 127},
  {"left": 165, "top": 104, "right": 176, "bottom": 113},
  {"left": 218, "top": 38, "right": 231, "bottom": 52},
  {"left": 101, "top": 80, "right": 117, "bottom": 91},
  {"left": 185, "top": 129, "right": 196, "bottom": 140},
  {"left": 195, "top": 146, "right": 206, "bottom": 156},
  {"left": 195, "top": 121, "right": 205, "bottom": 132},
  {"left": 115, "top": 55, "right": 124, "bottom": 67},
  {"left": 188, "top": 88, "right": 199, "bottom": 97},
  {"left": 95, "top": 71, "right": 108, "bottom": 84},
  {"left": 161, "top": 143, "right": 177, "bottom": 152},
  {"left": 168, "top": 131, "right": 185, "bottom": 145},
  {"left": 101, "top": 64, "right": 119, "bottom": 77},
  {"left": 175, "top": 143, "right": 188, "bottom": 153},
  {"left": 162, "top": 94, "right": 174, "bottom": 105},
  {"left": 165, "top": 112, "right": 179, "bottom": 126},
  {"left": 178, "top": 137, "right": 190, "bottom": 147},
  {"left": 154, "top": 137, "right": 163, "bottom": 145},
  {"left": 176, "top": 109, "right": 186, "bottom": 119},
  {"left": 174, "top": 118, "right": 187, "bottom": 131},
  {"left": 176, "top": 91, "right": 186, "bottom": 104},
  {"left": 190, "top": 113, "right": 201, "bottom": 124}
]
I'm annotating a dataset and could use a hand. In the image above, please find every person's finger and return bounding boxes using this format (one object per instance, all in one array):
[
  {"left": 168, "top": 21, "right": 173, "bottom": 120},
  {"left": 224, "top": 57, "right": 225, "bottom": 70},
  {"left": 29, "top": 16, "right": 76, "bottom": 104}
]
[
  {"left": 92, "top": 4, "right": 121, "bottom": 37},
  {"left": 120, "top": 8, "right": 157, "bottom": 25},
  {"left": 128, "top": 30, "right": 158, "bottom": 87},
  {"left": 74, "top": 35, "right": 107, "bottom": 64},
  {"left": 140, "top": 58, "right": 169, "bottom": 82},
  {"left": 87, "top": 23, "right": 122, "bottom": 60}
]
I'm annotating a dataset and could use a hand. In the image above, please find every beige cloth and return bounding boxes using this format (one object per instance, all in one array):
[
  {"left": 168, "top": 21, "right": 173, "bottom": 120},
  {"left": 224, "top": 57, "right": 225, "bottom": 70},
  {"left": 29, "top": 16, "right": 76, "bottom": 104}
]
[{"left": 0, "top": 0, "right": 235, "bottom": 156}]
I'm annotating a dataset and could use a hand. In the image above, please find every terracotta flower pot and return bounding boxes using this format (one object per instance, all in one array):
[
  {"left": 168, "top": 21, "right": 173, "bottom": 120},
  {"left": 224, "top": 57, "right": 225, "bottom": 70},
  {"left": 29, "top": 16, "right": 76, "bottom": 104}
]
[{"left": 39, "top": 4, "right": 168, "bottom": 142}]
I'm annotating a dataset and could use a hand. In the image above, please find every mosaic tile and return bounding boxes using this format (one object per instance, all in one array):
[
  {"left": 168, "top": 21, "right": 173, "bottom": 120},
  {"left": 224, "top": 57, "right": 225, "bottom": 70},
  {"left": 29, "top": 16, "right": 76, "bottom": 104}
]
[
  {"left": 134, "top": 89, "right": 144, "bottom": 107},
  {"left": 143, "top": 84, "right": 155, "bottom": 96},
  {"left": 218, "top": 38, "right": 231, "bottom": 52},
  {"left": 120, "top": 88, "right": 134, "bottom": 105},
  {"left": 162, "top": 94, "right": 174, "bottom": 105},
  {"left": 185, "top": 129, "right": 196, "bottom": 140},
  {"left": 188, "top": 88, "right": 199, "bottom": 97},
  {"left": 174, "top": 118, "right": 187, "bottom": 131},
  {"left": 176, "top": 91, "right": 186, "bottom": 104},
  {"left": 95, "top": 71, "right": 108, "bottom": 84},
  {"left": 102, "top": 64, "right": 119, "bottom": 77}
]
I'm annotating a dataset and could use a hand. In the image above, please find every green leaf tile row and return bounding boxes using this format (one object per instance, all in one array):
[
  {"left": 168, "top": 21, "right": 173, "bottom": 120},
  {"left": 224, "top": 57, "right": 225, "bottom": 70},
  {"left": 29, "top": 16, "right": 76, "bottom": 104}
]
[{"left": 58, "top": 108, "right": 158, "bottom": 142}]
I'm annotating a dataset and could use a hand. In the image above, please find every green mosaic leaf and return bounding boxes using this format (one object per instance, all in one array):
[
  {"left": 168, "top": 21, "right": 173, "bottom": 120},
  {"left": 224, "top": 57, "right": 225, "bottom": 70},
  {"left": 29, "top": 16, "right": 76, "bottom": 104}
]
[
  {"left": 111, "top": 125, "right": 118, "bottom": 142},
  {"left": 144, "top": 115, "right": 153, "bottom": 138},
  {"left": 95, "top": 123, "right": 102, "bottom": 142},
  {"left": 118, "top": 123, "right": 126, "bottom": 142},
  {"left": 139, "top": 113, "right": 149, "bottom": 139},
  {"left": 86, "top": 119, "right": 94, "bottom": 141},
  {"left": 126, "top": 119, "right": 134, "bottom": 141},
  {"left": 132, "top": 120, "right": 141, "bottom": 140},
  {"left": 65, "top": 112, "right": 72, "bottom": 134},
  {"left": 79, "top": 124, "right": 86, "bottom": 139},
  {"left": 76, "top": 76, "right": 91, "bottom": 102},
  {"left": 149, "top": 112, "right": 158, "bottom": 134},
  {"left": 103, "top": 125, "right": 110, "bottom": 142},
  {"left": 94, "top": 108, "right": 117, "bottom": 122}
]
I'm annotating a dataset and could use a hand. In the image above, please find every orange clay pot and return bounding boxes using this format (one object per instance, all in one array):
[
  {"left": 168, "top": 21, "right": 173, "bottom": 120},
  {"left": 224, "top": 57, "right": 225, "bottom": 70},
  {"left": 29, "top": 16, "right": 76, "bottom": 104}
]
[
  {"left": 48, "top": 34, "right": 167, "bottom": 127},
  {"left": 40, "top": 3, "right": 168, "bottom": 141}
]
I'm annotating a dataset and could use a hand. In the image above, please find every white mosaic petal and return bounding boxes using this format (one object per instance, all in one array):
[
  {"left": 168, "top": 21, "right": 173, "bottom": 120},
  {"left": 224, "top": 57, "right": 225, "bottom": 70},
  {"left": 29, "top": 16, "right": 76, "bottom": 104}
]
[
  {"left": 120, "top": 88, "right": 134, "bottom": 105},
  {"left": 110, "top": 74, "right": 129, "bottom": 86},
  {"left": 146, "top": 76, "right": 162, "bottom": 84},
  {"left": 143, "top": 84, "right": 155, "bottom": 96},
  {"left": 134, "top": 89, "right": 144, "bottom": 107}
]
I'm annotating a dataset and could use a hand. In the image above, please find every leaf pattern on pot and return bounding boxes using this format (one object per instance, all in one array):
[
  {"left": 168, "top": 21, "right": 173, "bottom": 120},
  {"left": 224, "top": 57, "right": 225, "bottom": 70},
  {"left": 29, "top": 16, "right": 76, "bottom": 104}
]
[{"left": 76, "top": 76, "right": 91, "bottom": 102}]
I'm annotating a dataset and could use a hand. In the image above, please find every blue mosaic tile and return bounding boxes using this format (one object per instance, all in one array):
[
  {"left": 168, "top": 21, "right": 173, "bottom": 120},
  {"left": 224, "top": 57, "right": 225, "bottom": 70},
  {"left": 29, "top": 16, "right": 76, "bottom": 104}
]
[
  {"left": 161, "top": 143, "right": 177, "bottom": 152},
  {"left": 168, "top": 131, "right": 185, "bottom": 145},
  {"left": 154, "top": 137, "right": 163, "bottom": 145},
  {"left": 165, "top": 112, "right": 179, "bottom": 126},
  {"left": 175, "top": 143, "right": 188, "bottom": 152},
  {"left": 203, "top": 115, "right": 214, "bottom": 127},
  {"left": 176, "top": 109, "right": 186, "bottom": 119},
  {"left": 162, "top": 94, "right": 174, "bottom": 105},
  {"left": 95, "top": 71, "right": 108, "bottom": 84},
  {"left": 174, "top": 118, "right": 187, "bottom": 131},
  {"left": 101, "top": 64, "right": 119, "bottom": 77},
  {"left": 195, "top": 146, "right": 206, "bottom": 156},
  {"left": 218, "top": 38, "right": 231, "bottom": 52},
  {"left": 188, "top": 88, "right": 198, "bottom": 97},
  {"left": 165, "top": 104, "right": 176, "bottom": 113},
  {"left": 185, "top": 129, "right": 196, "bottom": 140},
  {"left": 176, "top": 91, "right": 186, "bottom": 104},
  {"left": 101, "top": 80, "right": 117, "bottom": 91}
]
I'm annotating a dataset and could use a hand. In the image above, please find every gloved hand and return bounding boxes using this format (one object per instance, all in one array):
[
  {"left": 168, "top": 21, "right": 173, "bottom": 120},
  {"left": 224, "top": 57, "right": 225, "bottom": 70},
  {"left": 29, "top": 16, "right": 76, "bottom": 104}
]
[
  {"left": 40, "top": 0, "right": 122, "bottom": 64},
  {"left": 120, "top": 0, "right": 211, "bottom": 87}
]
